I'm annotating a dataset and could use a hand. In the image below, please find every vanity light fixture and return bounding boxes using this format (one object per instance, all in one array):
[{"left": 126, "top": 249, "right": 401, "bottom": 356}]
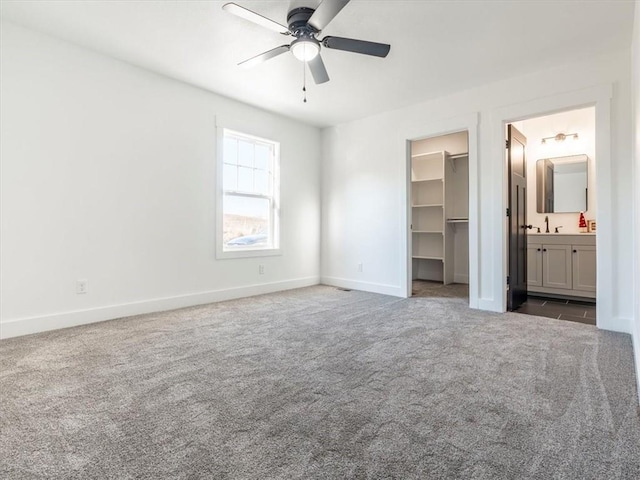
[{"left": 541, "top": 132, "right": 579, "bottom": 145}]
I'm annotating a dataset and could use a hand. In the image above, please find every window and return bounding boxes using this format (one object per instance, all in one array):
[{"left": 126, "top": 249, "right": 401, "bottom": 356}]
[{"left": 218, "top": 129, "right": 280, "bottom": 257}]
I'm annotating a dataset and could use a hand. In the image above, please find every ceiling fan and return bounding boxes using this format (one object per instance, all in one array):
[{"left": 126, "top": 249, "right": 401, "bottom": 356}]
[{"left": 222, "top": 0, "right": 391, "bottom": 85}]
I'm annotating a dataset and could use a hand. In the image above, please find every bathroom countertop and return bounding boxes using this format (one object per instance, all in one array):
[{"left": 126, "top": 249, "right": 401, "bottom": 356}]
[
  {"left": 529, "top": 232, "right": 595, "bottom": 236},
  {"left": 527, "top": 233, "right": 597, "bottom": 246}
]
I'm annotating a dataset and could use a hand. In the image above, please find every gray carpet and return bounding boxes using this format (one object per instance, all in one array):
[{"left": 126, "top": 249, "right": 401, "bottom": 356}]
[{"left": 1, "top": 286, "right": 639, "bottom": 479}]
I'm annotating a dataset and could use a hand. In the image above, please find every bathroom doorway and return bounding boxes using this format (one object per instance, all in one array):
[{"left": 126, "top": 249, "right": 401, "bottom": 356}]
[{"left": 505, "top": 106, "right": 597, "bottom": 325}]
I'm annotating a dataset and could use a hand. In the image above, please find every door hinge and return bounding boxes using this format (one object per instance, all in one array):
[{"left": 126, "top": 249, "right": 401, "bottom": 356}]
[
  {"left": 506, "top": 139, "right": 509, "bottom": 149},
  {"left": 506, "top": 208, "right": 510, "bottom": 217},
  {"left": 506, "top": 275, "right": 510, "bottom": 285}
]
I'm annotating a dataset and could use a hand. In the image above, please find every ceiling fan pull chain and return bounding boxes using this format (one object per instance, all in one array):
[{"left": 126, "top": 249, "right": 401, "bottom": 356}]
[{"left": 302, "top": 59, "right": 307, "bottom": 103}]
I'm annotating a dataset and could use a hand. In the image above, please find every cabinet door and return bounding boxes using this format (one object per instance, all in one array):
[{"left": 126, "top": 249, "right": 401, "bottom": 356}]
[
  {"left": 572, "top": 245, "right": 596, "bottom": 292},
  {"left": 527, "top": 244, "right": 543, "bottom": 288},
  {"left": 542, "top": 244, "right": 572, "bottom": 290}
]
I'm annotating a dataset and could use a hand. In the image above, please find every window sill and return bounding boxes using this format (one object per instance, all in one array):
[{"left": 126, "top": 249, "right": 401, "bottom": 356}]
[{"left": 216, "top": 248, "right": 282, "bottom": 260}]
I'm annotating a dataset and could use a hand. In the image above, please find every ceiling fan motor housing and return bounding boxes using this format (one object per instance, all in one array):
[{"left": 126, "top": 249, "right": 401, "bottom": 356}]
[
  {"left": 288, "top": 6, "right": 321, "bottom": 61},
  {"left": 287, "top": 7, "right": 318, "bottom": 34}
]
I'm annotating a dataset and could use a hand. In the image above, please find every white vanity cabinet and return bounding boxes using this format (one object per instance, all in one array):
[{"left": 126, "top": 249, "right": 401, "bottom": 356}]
[{"left": 527, "top": 234, "right": 596, "bottom": 299}]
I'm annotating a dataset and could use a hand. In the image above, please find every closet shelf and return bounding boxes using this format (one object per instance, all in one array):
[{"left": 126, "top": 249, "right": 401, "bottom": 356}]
[
  {"left": 412, "top": 230, "right": 444, "bottom": 234},
  {"left": 412, "top": 203, "right": 443, "bottom": 208},
  {"left": 411, "top": 151, "right": 445, "bottom": 159}
]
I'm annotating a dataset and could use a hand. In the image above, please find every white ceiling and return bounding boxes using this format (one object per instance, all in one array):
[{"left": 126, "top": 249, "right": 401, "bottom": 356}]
[{"left": 0, "top": 0, "right": 634, "bottom": 127}]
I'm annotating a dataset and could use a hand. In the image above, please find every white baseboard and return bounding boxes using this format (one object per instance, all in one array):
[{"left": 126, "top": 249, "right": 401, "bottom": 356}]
[
  {"left": 321, "top": 276, "right": 405, "bottom": 298},
  {"left": 477, "top": 297, "right": 502, "bottom": 312},
  {"left": 0, "top": 276, "right": 320, "bottom": 339},
  {"left": 598, "top": 316, "right": 632, "bottom": 334},
  {"left": 633, "top": 322, "right": 640, "bottom": 405}
]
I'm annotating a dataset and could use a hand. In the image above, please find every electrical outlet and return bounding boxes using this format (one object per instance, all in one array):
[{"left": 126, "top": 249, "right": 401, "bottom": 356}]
[
  {"left": 357, "top": 263, "right": 363, "bottom": 273},
  {"left": 258, "top": 264, "right": 265, "bottom": 275},
  {"left": 76, "top": 279, "right": 88, "bottom": 294}
]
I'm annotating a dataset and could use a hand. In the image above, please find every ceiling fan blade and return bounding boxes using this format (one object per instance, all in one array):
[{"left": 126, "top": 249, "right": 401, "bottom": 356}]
[
  {"left": 308, "top": 54, "right": 330, "bottom": 84},
  {"left": 222, "top": 3, "right": 290, "bottom": 35},
  {"left": 308, "top": 0, "right": 351, "bottom": 31},
  {"left": 322, "top": 36, "right": 390, "bottom": 58},
  {"left": 238, "top": 45, "right": 290, "bottom": 68}
]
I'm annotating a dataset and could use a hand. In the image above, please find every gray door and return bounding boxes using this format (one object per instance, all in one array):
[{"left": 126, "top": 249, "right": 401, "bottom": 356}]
[{"left": 507, "top": 125, "right": 529, "bottom": 311}]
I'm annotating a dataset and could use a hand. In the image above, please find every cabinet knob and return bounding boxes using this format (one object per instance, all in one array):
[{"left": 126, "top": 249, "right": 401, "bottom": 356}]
[
  {"left": 573, "top": 249, "right": 577, "bottom": 253},
  {"left": 537, "top": 248, "right": 541, "bottom": 252},
  {"left": 543, "top": 248, "right": 547, "bottom": 252}
]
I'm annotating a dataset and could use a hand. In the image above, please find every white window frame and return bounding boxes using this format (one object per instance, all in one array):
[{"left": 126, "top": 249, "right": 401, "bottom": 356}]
[{"left": 216, "top": 127, "right": 281, "bottom": 259}]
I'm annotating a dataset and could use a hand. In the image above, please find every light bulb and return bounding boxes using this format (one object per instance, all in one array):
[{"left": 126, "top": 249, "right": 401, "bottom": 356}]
[{"left": 291, "top": 39, "right": 319, "bottom": 62}]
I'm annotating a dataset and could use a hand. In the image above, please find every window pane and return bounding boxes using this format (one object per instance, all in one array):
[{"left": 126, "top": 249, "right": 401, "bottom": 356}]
[
  {"left": 223, "top": 195, "right": 270, "bottom": 249},
  {"left": 224, "top": 137, "right": 238, "bottom": 165},
  {"left": 254, "top": 169, "right": 269, "bottom": 195},
  {"left": 237, "top": 166, "right": 253, "bottom": 192},
  {"left": 255, "top": 144, "right": 271, "bottom": 171},
  {"left": 238, "top": 140, "right": 254, "bottom": 167},
  {"left": 223, "top": 164, "right": 237, "bottom": 191},
  {"left": 220, "top": 130, "right": 279, "bottom": 255}
]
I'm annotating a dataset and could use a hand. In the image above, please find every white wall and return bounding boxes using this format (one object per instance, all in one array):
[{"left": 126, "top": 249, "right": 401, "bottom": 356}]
[
  {"left": 321, "top": 49, "right": 633, "bottom": 334},
  {"left": 519, "top": 107, "right": 596, "bottom": 234},
  {"left": 631, "top": 0, "right": 640, "bottom": 402},
  {"left": 0, "top": 22, "right": 321, "bottom": 338}
]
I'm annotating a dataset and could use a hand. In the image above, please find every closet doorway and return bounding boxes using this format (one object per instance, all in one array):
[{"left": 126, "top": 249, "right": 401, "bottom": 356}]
[{"left": 409, "top": 131, "right": 469, "bottom": 299}]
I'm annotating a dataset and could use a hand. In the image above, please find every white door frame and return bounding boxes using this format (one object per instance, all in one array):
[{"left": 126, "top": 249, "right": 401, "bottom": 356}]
[
  {"left": 400, "top": 113, "right": 480, "bottom": 307},
  {"left": 491, "top": 84, "right": 613, "bottom": 329}
]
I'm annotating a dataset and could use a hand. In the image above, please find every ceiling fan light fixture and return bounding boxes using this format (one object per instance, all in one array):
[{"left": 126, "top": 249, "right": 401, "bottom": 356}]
[{"left": 291, "top": 38, "right": 320, "bottom": 62}]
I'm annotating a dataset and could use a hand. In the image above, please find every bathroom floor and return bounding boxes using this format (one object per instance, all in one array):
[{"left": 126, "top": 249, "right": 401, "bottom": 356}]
[{"left": 514, "top": 295, "right": 596, "bottom": 325}]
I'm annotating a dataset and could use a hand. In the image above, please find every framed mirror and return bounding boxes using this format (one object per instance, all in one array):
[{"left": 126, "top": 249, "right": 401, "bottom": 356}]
[{"left": 536, "top": 154, "right": 588, "bottom": 213}]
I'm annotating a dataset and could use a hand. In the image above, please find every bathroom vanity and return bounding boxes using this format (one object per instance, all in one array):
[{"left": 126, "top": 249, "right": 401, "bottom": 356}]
[{"left": 527, "top": 234, "right": 596, "bottom": 300}]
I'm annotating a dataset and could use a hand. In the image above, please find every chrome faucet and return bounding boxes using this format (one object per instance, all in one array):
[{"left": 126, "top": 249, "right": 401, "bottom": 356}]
[{"left": 545, "top": 216, "right": 549, "bottom": 233}]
